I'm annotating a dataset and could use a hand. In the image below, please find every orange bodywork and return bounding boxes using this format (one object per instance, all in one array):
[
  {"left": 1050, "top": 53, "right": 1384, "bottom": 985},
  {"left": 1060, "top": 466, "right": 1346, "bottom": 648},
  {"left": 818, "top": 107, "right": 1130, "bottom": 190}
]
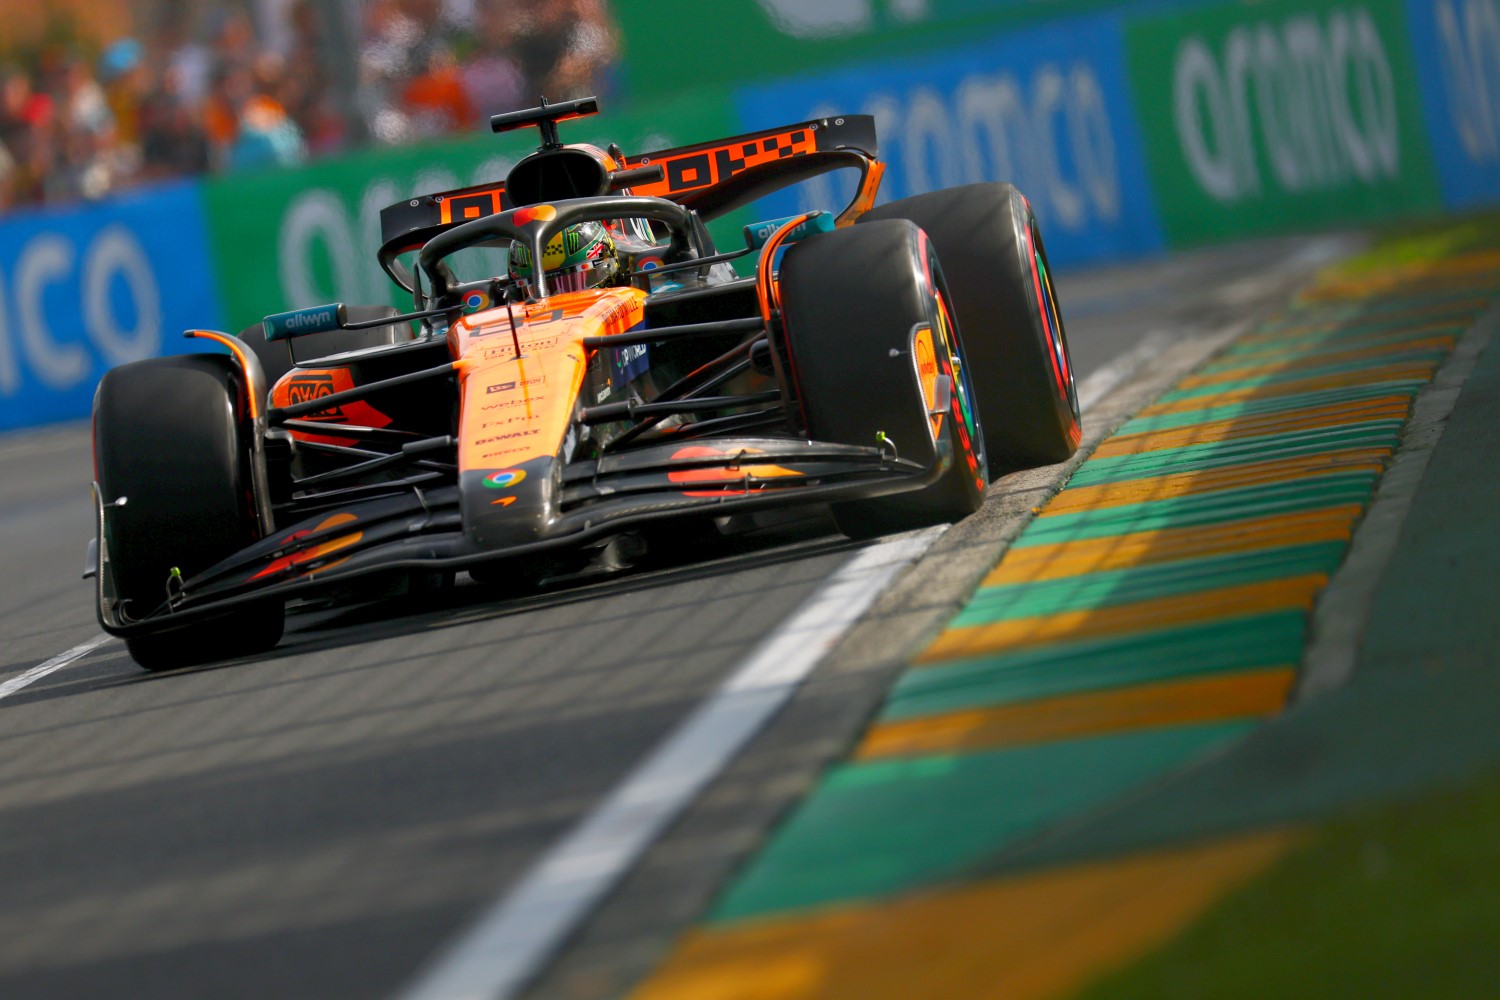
[
  {"left": 912, "top": 324, "right": 945, "bottom": 443},
  {"left": 270, "top": 367, "right": 397, "bottom": 446},
  {"left": 622, "top": 127, "right": 819, "bottom": 201},
  {"left": 665, "top": 444, "right": 803, "bottom": 498},
  {"left": 448, "top": 287, "right": 646, "bottom": 475}
]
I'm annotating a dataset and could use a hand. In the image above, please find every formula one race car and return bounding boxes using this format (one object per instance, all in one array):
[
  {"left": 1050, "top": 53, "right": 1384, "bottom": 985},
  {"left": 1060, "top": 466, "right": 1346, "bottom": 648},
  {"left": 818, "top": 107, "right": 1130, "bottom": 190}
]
[{"left": 87, "top": 97, "right": 1080, "bottom": 670}]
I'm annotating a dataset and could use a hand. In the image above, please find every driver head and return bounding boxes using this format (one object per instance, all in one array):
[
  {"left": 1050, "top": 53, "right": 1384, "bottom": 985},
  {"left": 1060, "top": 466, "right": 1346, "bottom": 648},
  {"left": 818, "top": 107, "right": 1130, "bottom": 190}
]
[{"left": 508, "top": 220, "right": 619, "bottom": 293}]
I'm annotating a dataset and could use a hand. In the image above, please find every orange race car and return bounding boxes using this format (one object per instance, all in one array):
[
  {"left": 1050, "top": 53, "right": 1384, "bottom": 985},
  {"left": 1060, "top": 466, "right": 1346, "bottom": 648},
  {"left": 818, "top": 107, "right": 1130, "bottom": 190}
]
[{"left": 86, "top": 97, "right": 1080, "bottom": 671}]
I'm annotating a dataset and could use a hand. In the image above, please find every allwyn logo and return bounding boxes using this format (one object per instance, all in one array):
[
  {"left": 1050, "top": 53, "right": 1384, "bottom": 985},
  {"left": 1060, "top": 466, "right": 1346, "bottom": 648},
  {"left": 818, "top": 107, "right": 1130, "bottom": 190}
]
[
  {"left": 285, "top": 309, "right": 337, "bottom": 330},
  {"left": 1173, "top": 8, "right": 1398, "bottom": 201},
  {"left": 286, "top": 374, "right": 343, "bottom": 419}
]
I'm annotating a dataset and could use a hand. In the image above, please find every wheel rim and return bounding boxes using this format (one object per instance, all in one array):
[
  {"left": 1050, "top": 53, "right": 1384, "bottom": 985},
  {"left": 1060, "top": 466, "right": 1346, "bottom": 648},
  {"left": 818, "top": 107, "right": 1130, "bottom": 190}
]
[
  {"left": 1026, "top": 219, "right": 1081, "bottom": 422},
  {"left": 934, "top": 287, "right": 987, "bottom": 492}
]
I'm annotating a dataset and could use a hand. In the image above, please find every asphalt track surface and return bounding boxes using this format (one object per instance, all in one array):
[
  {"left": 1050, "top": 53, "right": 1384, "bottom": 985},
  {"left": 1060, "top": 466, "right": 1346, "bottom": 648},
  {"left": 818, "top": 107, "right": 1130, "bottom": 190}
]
[{"left": 0, "top": 237, "right": 1342, "bottom": 998}]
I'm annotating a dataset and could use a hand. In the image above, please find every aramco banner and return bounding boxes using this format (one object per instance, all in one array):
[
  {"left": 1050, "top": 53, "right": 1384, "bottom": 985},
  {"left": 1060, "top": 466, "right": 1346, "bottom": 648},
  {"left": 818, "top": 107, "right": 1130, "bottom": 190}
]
[
  {"left": 1405, "top": 0, "right": 1500, "bottom": 208},
  {"left": 1125, "top": 0, "right": 1445, "bottom": 244},
  {"left": 734, "top": 13, "right": 1166, "bottom": 266},
  {"left": 0, "top": 182, "right": 223, "bottom": 431}
]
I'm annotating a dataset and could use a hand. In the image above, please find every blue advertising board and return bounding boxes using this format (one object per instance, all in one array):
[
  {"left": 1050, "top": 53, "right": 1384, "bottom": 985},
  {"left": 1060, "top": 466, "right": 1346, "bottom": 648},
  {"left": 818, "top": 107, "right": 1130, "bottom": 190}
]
[
  {"left": 733, "top": 14, "right": 1166, "bottom": 267},
  {"left": 0, "top": 181, "right": 224, "bottom": 432},
  {"left": 1405, "top": 0, "right": 1500, "bottom": 209}
]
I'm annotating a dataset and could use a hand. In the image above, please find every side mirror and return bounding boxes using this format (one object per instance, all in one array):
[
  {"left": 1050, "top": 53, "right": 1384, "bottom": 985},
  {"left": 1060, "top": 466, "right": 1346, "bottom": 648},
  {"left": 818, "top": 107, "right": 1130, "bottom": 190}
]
[{"left": 263, "top": 303, "right": 347, "bottom": 341}]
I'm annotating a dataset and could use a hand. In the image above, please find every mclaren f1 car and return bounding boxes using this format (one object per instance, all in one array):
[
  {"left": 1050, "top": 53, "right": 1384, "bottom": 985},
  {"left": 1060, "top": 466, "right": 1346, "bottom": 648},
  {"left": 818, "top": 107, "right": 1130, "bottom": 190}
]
[{"left": 86, "top": 96, "right": 1081, "bottom": 670}]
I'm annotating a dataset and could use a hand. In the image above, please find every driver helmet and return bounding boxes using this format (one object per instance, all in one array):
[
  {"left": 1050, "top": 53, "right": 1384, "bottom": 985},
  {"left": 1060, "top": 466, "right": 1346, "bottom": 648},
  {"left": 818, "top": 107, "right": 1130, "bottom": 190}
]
[{"left": 508, "top": 220, "right": 619, "bottom": 293}]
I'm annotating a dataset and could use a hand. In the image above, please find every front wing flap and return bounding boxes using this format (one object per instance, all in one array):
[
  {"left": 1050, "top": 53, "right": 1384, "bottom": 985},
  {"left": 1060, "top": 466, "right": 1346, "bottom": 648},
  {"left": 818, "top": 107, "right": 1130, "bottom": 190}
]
[{"left": 93, "top": 435, "right": 946, "bottom": 634}]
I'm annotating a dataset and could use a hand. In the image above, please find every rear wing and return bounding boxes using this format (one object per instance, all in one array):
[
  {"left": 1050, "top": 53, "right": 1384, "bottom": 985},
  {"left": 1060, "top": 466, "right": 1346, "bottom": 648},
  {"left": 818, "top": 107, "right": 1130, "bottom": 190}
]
[
  {"left": 615, "top": 114, "right": 879, "bottom": 219},
  {"left": 377, "top": 114, "right": 882, "bottom": 289}
]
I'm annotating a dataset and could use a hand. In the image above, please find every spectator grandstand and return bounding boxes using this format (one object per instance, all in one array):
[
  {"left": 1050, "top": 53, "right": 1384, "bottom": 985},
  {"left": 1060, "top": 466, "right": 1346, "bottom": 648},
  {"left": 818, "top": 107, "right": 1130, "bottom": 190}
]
[{"left": 0, "top": 0, "right": 618, "bottom": 210}]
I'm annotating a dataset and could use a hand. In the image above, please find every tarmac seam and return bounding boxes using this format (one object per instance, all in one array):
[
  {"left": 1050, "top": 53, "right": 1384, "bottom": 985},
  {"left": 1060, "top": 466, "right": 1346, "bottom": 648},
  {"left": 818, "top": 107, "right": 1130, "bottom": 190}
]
[{"left": 1298, "top": 297, "right": 1500, "bottom": 700}]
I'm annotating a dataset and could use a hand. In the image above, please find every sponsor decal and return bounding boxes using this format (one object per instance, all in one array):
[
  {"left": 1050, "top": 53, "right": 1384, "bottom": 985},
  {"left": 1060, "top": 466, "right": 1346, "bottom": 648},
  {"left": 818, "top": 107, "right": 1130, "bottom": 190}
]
[
  {"left": 484, "top": 375, "right": 545, "bottom": 394},
  {"left": 736, "top": 16, "right": 1166, "bottom": 265},
  {"left": 290, "top": 309, "right": 336, "bottom": 329},
  {"left": 490, "top": 495, "right": 519, "bottom": 506},
  {"left": 1125, "top": 0, "right": 1440, "bottom": 240},
  {"left": 0, "top": 181, "right": 219, "bottom": 431},
  {"left": 500, "top": 336, "right": 561, "bottom": 352},
  {"left": 1171, "top": 9, "right": 1399, "bottom": 200},
  {"left": 482, "top": 395, "right": 546, "bottom": 410},
  {"left": 273, "top": 368, "right": 391, "bottom": 440},
  {"left": 744, "top": 213, "right": 836, "bottom": 249},
  {"left": 482, "top": 468, "right": 527, "bottom": 489},
  {"left": 266, "top": 304, "right": 343, "bottom": 339},
  {"left": 463, "top": 290, "right": 492, "bottom": 313},
  {"left": 612, "top": 341, "right": 650, "bottom": 389},
  {"left": 1431, "top": 0, "right": 1500, "bottom": 165},
  {"left": 285, "top": 373, "right": 343, "bottom": 419},
  {"left": 1407, "top": 0, "right": 1500, "bottom": 207},
  {"left": 474, "top": 428, "right": 542, "bottom": 446},
  {"left": 598, "top": 297, "right": 639, "bottom": 331}
]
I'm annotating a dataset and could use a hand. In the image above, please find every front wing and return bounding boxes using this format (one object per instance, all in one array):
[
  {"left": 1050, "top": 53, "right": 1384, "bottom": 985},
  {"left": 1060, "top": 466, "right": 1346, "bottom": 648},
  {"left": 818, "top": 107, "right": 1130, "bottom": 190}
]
[{"left": 91, "top": 436, "right": 947, "bottom": 635}]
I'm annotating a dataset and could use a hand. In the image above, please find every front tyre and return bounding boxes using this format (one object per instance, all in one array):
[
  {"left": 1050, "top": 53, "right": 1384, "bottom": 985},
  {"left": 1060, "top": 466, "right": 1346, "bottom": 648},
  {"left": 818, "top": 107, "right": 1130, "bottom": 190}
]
[
  {"left": 93, "top": 353, "right": 284, "bottom": 670},
  {"left": 779, "top": 219, "right": 988, "bottom": 540},
  {"left": 861, "top": 183, "right": 1081, "bottom": 476}
]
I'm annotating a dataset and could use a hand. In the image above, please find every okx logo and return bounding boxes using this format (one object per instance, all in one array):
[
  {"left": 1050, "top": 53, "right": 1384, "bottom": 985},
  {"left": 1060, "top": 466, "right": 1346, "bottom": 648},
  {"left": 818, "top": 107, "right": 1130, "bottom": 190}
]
[{"left": 285, "top": 374, "right": 343, "bottom": 419}]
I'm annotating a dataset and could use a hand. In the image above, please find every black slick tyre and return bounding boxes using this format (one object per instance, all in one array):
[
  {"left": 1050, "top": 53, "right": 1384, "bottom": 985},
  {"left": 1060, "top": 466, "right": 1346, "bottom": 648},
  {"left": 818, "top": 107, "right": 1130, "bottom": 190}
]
[
  {"left": 860, "top": 183, "right": 1081, "bottom": 476},
  {"left": 93, "top": 353, "right": 283, "bottom": 670},
  {"left": 779, "top": 219, "right": 988, "bottom": 540}
]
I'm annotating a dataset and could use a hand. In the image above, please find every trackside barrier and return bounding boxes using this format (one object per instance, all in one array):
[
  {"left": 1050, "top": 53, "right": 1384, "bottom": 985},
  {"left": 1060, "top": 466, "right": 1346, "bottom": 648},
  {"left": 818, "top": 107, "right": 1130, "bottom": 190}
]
[
  {"left": 0, "top": 181, "right": 223, "bottom": 432},
  {"left": 1124, "top": 0, "right": 1445, "bottom": 244},
  {"left": 1406, "top": 0, "right": 1500, "bottom": 208},
  {"left": 2, "top": 0, "right": 1496, "bottom": 433},
  {"left": 733, "top": 13, "right": 1168, "bottom": 267}
]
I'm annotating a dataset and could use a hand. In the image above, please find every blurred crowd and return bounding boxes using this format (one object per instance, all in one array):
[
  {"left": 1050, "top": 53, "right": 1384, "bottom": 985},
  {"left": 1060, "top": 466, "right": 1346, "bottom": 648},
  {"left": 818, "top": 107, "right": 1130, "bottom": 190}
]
[{"left": 0, "top": 0, "right": 617, "bottom": 211}]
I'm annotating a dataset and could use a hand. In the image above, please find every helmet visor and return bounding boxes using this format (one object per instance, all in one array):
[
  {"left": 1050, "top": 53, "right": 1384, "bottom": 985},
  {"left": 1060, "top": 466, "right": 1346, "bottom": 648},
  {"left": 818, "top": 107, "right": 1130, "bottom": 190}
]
[{"left": 548, "top": 268, "right": 592, "bottom": 294}]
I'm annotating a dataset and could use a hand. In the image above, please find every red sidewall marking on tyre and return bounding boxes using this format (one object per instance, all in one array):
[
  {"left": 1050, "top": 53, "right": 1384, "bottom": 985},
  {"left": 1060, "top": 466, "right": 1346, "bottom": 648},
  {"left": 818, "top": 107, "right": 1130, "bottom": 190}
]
[
  {"left": 935, "top": 290, "right": 984, "bottom": 490},
  {"left": 1022, "top": 218, "right": 1068, "bottom": 404}
]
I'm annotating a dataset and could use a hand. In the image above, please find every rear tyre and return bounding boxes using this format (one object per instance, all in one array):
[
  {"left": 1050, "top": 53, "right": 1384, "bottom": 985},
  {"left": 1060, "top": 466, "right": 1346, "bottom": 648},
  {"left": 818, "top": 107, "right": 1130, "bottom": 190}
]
[
  {"left": 860, "top": 183, "right": 1080, "bottom": 476},
  {"left": 779, "top": 219, "right": 988, "bottom": 540},
  {"left": 94, "top": 353, "right": 284, "bottom": 670}
]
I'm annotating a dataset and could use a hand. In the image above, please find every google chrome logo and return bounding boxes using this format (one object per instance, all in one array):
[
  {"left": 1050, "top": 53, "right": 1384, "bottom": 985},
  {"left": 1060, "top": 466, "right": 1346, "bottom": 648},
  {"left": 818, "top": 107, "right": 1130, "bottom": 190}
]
[{"left": 483, "top": 469, "right": 526, "bottom": 489}]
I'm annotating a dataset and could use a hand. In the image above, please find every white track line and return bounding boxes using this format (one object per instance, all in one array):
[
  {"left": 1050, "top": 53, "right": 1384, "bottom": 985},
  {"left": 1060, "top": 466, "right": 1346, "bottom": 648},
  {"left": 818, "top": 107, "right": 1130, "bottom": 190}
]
[
  {"left": 0, "top": 634, "right": 112, "bottom": 703},
  {"left": 398, "top": 526, "right": 947, "bottom": 1000},
  {"left": 399, "top": 336, "right": 1161, "bottom": 1000}
]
